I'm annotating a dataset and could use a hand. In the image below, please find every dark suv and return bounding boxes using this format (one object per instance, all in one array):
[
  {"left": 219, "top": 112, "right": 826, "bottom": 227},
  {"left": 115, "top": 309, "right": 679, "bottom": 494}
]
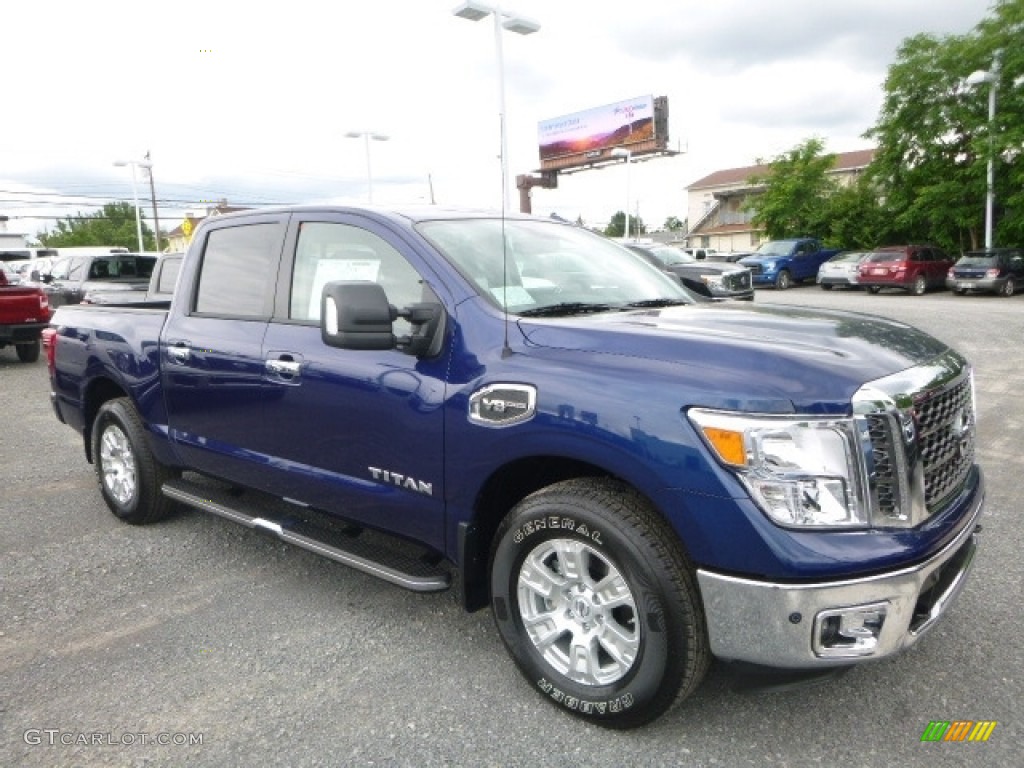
[
  {"left": 857, "top": 245, "right": 954, "bottom": 295},
  {"left": 947, "top": 248, "right": 1024, "bottom": 297}
]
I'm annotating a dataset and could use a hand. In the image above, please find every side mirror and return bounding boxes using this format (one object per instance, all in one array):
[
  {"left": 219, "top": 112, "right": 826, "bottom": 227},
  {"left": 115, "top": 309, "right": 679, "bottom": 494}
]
[
  {"left": 321, "top": 281, "right": 397, "bottom": 351},
  {"left": 30, "top": 270, "right": 40, "bottom": 282},
  {"left": 41, "top": 273, "right": 53, "bottom": 284},
  {"left": 397, "top": 302, "right": 446, "bottom": 357}
]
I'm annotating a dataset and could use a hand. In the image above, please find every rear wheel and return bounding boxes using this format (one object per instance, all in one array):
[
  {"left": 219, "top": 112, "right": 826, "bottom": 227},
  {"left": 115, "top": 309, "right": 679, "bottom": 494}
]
[
  {"left": 490, "top": 478, "right": 709, "bottom": 729},
  {"left": 92, "top": 398, "right": 179, "bottom": 524},
  {"left": 867, "top": 286, "right": 881, "bottom": 294},
  {"left": 820, "top": 283, "right": 833, "bottom": 291},
  {"left": 775, "top": 270, "right": 792, "bottom": 290},
  {"left": 16, "top": 340, "right": 40, "bottom": 363},
  {"left": 910, "top": 275, "right": 927, "bottom": 295}
]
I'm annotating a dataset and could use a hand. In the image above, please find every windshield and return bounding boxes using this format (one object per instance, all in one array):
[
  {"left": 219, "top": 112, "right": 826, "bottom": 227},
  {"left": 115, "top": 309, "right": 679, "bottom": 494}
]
[
  {"left": 753, "top": 241, "right": 795, "bottom": 256},
  {"left": 864, "top": 251, "right": 904, "bottom": 263},
  {"left": 417, "top": 218, "right": 690, "bottom": 315},
  {"left": 831, "top": 251, "right": 868, "bottom": 263},
  {"left": 956, "top": 256, "right": 997, "bottom": 267},
  {"left": 646, "top": 246, "right": 697, "bottom": 266}
]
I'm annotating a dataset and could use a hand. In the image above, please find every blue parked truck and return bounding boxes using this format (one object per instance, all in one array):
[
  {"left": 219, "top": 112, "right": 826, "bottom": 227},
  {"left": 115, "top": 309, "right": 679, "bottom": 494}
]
[
  {"left": 43, "top": 206, "right": 984, "bottom": 728},
  {"left": 740, "top": 237, "right": 841, "bottom": 289}
]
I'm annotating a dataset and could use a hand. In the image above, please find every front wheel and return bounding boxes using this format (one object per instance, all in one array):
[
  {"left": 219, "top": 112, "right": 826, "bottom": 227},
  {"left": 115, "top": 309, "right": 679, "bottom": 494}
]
[
  {"left": 92, "top": 398, "right": 179, "bottom": 524},
  {"left": 774, "top": 270, "right": 792, "bottom": 290},
  {"left": 910, "top": 275, "right": 927, "bottom": 296},
  {"left": 490, "top": 478, "right": 709, "bottom": 729},
  {"left": 16, "top": 340, "right": 40, "bottom": 363},
  {"left": 867, "top": 286, "right": 881, "bottom": 294},
  {"left": 1000, "top": 280, "right": 1015, "bottom": 297}
]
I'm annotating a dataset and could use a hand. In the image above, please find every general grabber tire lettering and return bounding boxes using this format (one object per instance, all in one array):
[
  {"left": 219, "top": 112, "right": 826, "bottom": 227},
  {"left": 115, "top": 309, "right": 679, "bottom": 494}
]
[
  {"left": 489, "top": 478, "right": 710, "bottom": 728},
  {"left": 92, "top": 398, "right": 179, "bottom": 525}
]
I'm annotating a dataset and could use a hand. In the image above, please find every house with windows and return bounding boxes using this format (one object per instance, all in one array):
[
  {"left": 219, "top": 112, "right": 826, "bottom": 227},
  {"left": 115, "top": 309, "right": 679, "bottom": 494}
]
[{"left": 683, "top": 148, "right": 875, "bottom": 252}]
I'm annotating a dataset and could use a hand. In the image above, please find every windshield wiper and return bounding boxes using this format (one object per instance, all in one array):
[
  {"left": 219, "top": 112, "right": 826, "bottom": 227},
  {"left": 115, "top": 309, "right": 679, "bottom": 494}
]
[
  {"left": 624, "top": 298, "right": 691, "bottom": 308},
  {"left": 517, "top": 302, "right": 616, "bottom": 317}
]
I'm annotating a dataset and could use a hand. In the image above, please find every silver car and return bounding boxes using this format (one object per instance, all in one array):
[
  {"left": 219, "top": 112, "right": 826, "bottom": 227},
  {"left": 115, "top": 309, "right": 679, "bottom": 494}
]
[{"left": 817, "top": 250, "right": 871, "bottom": 290}]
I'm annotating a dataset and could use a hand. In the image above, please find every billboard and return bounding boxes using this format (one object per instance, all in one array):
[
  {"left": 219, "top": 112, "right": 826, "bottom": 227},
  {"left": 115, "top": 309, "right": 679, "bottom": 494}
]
[{"left": 538, "top": 95, "right": 668, "bottom": 172}]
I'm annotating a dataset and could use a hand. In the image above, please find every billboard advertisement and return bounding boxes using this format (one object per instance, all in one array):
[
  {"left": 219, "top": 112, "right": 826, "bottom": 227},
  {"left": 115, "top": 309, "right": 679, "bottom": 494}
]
[{"left": 538, "top": 95, "right": 664, "bottom": 172}]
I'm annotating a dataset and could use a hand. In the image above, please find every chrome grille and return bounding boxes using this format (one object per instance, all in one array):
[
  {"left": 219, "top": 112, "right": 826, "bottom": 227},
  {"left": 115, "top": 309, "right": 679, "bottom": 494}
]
[
  {"left": 865, "top": 415, "right": 897, "bottom": 517},
  {"left": 724, "top": 271, "right": 752, "bottom": 291},
  {"left": 915, "top": 376, "right": 975, "bottom": 509},
  {"left": 853, "top": 350, "right": 976, "bottom": 528}
]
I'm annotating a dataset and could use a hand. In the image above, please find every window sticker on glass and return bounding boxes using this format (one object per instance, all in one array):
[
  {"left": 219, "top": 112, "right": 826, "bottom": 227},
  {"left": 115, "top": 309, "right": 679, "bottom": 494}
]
[
  {"left": 308, "top": 259, "right": 382, "bottom": 318},
  {"left": 489, "top": 285, "right": 534, "bottom": 308}
]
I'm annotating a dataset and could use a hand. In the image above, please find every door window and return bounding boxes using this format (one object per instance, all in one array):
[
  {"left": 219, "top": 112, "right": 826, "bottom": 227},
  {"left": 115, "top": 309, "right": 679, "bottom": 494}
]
[
  {"left": 194, "top": 223, "right": 279, "bottom": 317},
  {"left": 289, "top": 222, "right": 431, "bottom": 336}
]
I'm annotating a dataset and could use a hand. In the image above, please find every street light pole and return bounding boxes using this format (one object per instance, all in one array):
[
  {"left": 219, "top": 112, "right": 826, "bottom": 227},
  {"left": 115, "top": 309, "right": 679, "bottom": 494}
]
[
  {"left": 453, "top": 2, "right": 541, "bottom": 212},
  {"left": 966, "top": 51, "right": 1001, "bottom": 249},
  {"left": 611, "top": 148, "right": 632, "bottom": 241},
  {"left": 113, "top": 159, "right": 149, "bottom": 252},
  {"left": 345, "top": 131, "right": 390, "bottom": 203}
]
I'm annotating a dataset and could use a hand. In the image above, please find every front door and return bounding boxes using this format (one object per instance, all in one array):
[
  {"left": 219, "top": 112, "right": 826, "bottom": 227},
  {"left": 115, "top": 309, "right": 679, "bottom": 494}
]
[{"left": 255, "top": 214, "right": 451, "bottom": 549}]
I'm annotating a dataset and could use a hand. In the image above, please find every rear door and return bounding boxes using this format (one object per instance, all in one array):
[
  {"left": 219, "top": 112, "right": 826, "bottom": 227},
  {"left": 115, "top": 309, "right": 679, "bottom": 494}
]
[
  {"left": 255, "top": 213, "right": 452, "bottom": 548},
  {"left": 161, "top": 212, "right": 288, "bottom": 489}
]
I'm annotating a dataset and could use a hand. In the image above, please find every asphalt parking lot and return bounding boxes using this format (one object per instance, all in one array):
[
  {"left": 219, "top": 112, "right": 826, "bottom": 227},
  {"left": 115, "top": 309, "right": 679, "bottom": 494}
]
[{"left": 1, "top": 285, "right": 1020, "bottom": 767}]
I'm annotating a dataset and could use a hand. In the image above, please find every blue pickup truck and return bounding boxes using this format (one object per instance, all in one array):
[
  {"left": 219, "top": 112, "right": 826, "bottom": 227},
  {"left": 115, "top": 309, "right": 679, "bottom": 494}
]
[
  {"left": 740, "top": 237, "right": 841, "bottom": 289},
  {"left": 43, "top": 206, "right": 984, "bottom": 728}
]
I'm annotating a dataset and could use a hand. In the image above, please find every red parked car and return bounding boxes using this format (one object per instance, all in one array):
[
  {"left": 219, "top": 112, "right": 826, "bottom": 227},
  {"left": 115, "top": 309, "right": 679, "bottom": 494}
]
[
  {"left": 857, "top": 245, "right": 955, "bottom": 295},
  {"left": 0, "top": 262, "right": 53, "bottom": 362}
]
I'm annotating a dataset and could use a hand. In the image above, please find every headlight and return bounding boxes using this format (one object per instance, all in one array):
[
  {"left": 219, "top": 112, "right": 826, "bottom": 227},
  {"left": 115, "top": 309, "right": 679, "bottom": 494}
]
[
  {"left": 700, "top": 274, "right": 724, "bottom": 287},
  {"left": 688, "top": 408, "right": 870, "bottom": 528}
]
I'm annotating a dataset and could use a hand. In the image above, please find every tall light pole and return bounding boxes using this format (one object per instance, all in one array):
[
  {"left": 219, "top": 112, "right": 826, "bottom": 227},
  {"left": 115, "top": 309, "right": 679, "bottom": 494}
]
[
  {"left": 113, "top": 158, "right": 151, "bottom": 252},
  {"left": 345, "top": 131, "right": 390, "bottom": 203},
  {"left": 966, "top": 50, "right": 1001, "bottom": 249},
  {"left": 453, "top": 1, "right": 540, "bottom": 212},
  {"left": 611, "top": 148, "right": 632, "bottom": 241}
]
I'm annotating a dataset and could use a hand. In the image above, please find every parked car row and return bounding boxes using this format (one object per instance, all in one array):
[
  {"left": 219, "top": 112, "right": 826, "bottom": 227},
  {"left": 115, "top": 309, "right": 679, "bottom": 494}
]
[{"left": 815, "top": 245, "right": 1024, "bottom": 297}]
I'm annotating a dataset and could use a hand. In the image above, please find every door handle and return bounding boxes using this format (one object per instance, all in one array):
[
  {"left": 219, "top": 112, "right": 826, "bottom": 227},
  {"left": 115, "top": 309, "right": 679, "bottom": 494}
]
[
  {"left": 166, "top": 343, "right": 191, "bottom": 363},
  {"left": 265, "top": 359, "right": 301, "bottom": 376}
]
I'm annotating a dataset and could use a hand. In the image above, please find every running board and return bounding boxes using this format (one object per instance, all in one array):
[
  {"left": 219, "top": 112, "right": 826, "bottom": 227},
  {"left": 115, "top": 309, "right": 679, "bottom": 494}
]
[{"left": 162, "top": 477, "right": 451, "bottom": 592}]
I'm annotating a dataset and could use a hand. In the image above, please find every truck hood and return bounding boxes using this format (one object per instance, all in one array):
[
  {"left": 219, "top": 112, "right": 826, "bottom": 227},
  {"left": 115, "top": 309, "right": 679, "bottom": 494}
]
[{"left": 517, "top": 303, "right": 950, "bottom": 413}]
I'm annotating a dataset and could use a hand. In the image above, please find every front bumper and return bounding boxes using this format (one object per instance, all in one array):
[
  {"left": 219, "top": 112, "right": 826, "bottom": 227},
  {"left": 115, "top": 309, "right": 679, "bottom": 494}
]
[{"left": 697, "top": 471, "right": 984, "bottom": 668}]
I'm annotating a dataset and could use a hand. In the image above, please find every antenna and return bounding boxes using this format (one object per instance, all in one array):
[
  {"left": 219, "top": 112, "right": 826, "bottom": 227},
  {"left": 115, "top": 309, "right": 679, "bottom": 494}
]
[{"left": 500, "top": 115, "right": 512, "bottom": 359}]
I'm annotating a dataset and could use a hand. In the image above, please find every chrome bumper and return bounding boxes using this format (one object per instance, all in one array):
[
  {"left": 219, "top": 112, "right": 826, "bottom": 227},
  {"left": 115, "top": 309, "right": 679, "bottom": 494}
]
[{"left": 696, "top": 483, "right": 983, "bottom": 668}]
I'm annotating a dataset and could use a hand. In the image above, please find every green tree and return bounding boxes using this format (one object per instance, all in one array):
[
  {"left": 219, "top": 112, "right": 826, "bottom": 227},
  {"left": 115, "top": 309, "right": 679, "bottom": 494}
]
[
  {"left": 664, "top": 216, "right": 685, "bottom": 232},
  {"left": 866, "top": 0, "right": 1024, "bottom": 250},
  {"left": 38, "top": 202, "right": 156, "bottom": 250},
  {"left": 823, "top": 176, "right": 890, "bottom": 248},
  {"left": 603, "top": 211, "right": 646, "bottom": 238},
  {"left": 743, "top": 137, "right": 838, "bottom": 240}
]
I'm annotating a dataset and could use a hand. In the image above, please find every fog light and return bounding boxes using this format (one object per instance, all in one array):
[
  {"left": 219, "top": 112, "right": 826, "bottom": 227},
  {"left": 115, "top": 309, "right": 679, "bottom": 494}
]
[{"left": 813, "top": 602, "right": 889, "bottom": 658}]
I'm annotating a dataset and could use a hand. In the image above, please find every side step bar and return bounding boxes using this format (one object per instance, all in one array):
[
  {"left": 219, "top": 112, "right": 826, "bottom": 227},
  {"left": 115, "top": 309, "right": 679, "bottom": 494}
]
[{"left": 162, "top": 477, "right": 451, "bottom": 593}]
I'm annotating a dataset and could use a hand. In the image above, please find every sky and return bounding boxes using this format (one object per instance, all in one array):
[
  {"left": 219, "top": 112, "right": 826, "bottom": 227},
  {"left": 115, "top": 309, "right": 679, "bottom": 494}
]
[{"left": 0, "top": 0, "right": 998, "bottom": 242}]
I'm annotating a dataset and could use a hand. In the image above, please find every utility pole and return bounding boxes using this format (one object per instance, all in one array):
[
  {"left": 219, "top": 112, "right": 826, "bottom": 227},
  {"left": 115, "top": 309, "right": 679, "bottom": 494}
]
[{"left": 145, "top": 151, "right": 161, "bottom": 252}]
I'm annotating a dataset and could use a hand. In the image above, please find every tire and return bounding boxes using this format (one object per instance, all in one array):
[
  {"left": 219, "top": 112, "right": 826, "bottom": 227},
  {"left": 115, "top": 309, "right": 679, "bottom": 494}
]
[
  {"left": 910, "top": 275, "right": 927, "bottom": 296},
  {"left": 820, "top": 283, "right": 833, "bottom": 291},
  {"left": 490, "top": 478, "right": 709, "bottom": 729},
  {"left": 775, "top": 270, "right": 792, "bottom": 290},
  {"left": 867, "top": 286, "right": 881, "bottom": 294},
  {"left": 16, "top": 340, "right": 40, "bottom": 363},
  {"left": 955, "top": 288, "right": 968, "bottom": 295},
  {"left": 1000, "top": 280, "right": 1015, "bottom": 297},
  {"left": 92, "top": 398, "right": 179, "bottom": 524}
]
